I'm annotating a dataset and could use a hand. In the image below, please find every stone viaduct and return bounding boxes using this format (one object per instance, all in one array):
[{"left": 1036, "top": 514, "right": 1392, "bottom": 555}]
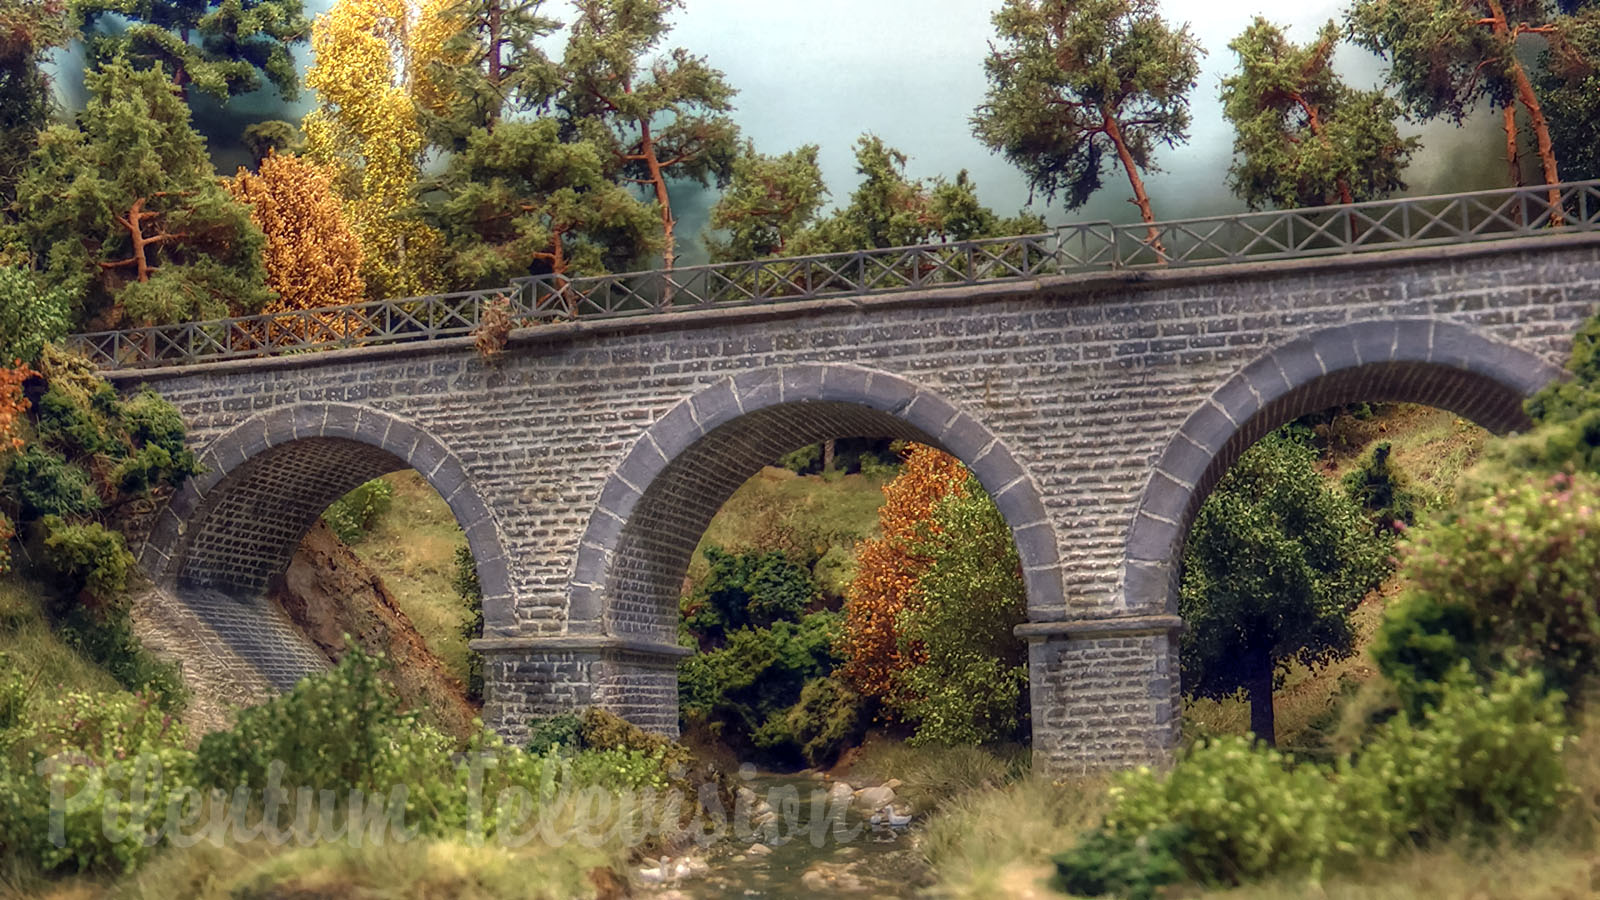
[{"left": 97, "top": 234, "right": 1598, "bottom": 774}]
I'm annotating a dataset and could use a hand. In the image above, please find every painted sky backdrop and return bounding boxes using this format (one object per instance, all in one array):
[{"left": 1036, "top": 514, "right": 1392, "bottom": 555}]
[{"left": 58, "top": 0, "right": 1514, "bottom": 264}]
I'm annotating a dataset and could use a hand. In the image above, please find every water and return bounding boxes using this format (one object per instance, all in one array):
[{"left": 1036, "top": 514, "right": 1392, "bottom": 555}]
[{"left": 664, "top": 773, "right": 928, "bottom": 898}]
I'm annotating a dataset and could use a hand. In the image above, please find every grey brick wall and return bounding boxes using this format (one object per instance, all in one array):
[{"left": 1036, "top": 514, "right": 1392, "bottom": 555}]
[{"left": 112, "top": 236, "right": 1599, "bottom": 771}]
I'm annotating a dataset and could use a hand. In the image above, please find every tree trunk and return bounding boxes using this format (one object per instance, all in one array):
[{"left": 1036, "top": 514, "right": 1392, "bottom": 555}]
[
  {"left": 486, "top": 0, "right": 503, "bottom": 125},
  {"left": 1485, "top": 0, "right": 1563, "bottom": 224},
  {"left": 1100, "top": 108, "right": 1166, "bottom": 261},
  {"left": 1246, "top": 649, "right": 1276, "bottom": 746},
  {"left": 638, "top": 119, "right": 676, "bottom": 272},
  {"left": 1502, "top": 105, "right": 1522, "bottom": 188},
  {"left": 822, "top": 439, "right": 836, "bottom": 474}
]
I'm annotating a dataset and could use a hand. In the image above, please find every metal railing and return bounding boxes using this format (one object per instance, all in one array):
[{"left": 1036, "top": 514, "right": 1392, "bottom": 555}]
[{"left": 69, "top": 180, "right": 1600, "bottom": 370}]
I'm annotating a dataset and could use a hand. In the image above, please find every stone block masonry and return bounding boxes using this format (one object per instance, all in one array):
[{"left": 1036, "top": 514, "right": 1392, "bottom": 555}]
[{"left": 107, "top": 235, "right": 1597, "bottom": 771}]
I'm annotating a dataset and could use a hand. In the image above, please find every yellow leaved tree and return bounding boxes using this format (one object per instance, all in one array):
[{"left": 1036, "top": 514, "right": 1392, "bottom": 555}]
[
  {"left": 303, "top": 0, "right": 451, "bottom": 300},
  {"left": 228, "top": 153, "right": 367, "bottom": 328}
]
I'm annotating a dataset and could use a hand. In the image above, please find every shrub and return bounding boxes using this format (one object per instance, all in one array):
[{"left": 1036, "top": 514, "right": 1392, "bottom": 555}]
[
  {"left": 195, "top": 644, "right": 451, "bottom": 794},
  {"left": 752, "top": 674, "right": 870, "bottom": 767},
  {"left": 680, "top": 545, "right": 820, "bottom": 648},
  {"left": 5, "top": 444, "right": 100, "bottom": 521},
  {"left": 322, "top": 477, "right": 395, "bottom": 544},
  {"left": 0, "top": 267, "right": 69, "bottom": 365},
  {"left": 1051, "top": 824, "right": 1189, "bottom": 900},
  {"left": 1342, "top": 441, "right": 1419, "bottom": 534},
  {"left": 894, "top": 480, "right": 1028, "bottom": 746},
  {"left": 1373, "top": 470, "right": 1600, "bottom": 706},
  {"left": 54, "top": 605, "right": 187, "bottom": 710},
  {"left": 453, "top": 543, "right": 485, "bottom": 703},
  {"left": 1339, "top": 666, "right": 1571, "bottom": 853},
  {"left": 526, "top": 713, "right": 583, "bottom": 755},
  {"left": 39, "top": 516, "right": 134, "bottom": 603}
]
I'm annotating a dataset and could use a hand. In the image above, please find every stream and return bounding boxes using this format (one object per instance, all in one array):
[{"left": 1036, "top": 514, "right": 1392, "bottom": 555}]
[{"left": 641, "top": 772, "right": 930, "bottom": 898}]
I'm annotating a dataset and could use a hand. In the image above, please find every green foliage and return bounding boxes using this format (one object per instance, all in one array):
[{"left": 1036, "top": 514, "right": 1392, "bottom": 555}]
[
  {"left": 1180, "top": 431, "right": 1390, "bottom": 743},
  {"left": 1372, "top": 470, "right": 1600, "bottom": 711},
  {"left": 525, "top": 713, "right": 583, "bottom": 756},
  {"left": 196, "top": 644, "right": 447, "bottom": 794},
  {"left": 1050, "top": 824, "right": 1188, "bottom": 900},
  {"left": 54, "top": 603, "right": 186, "bottom": 709},
  {"left": 453, "top": 543, "right": 484, "bottom": 703},
  {"left": 1222, "top": 18, "right": 1417, "bottom": 209},
  {"left": 1347, "top": 0, "right": 1529, "bottom": 126},
  {"left": 13, "top": 58, "right": 270, "bottom": 327},
  {"left": 76, "top": 0, "right": 310, "bottom": 101},
  {"left": 752, "top": 674, "right": 870, "bottom": 768},
  {"left": 973, "top": 0, "right": 1201, "bottom": 213},
  {"left": 1339, "top": 666, "right": 1571, "bottom": 852},
  {"left": 0, "top": 267, "right": 71, "bottom": 364},
  {"left": 680, "top": 545, "right": 821, "bottom": 648},
  {"left": 0, "top": 0, "right": 73, "bottom": 210},
  {"left": 1540, "top": 7, "right": 1600, "bottom": 181},
  {"left": 678, "top": 611, "right": 841, "bottom": 762},
  {"left": 39, "top": 515, "right": 133, "bottom": 602},
  {"left": 4, "top": 445, "right": 100, "bottom": 521},
  {"left": 894, "top": 480, "right": 1029, "bottom": 746},
  {"left": 0, "top": 677, "right": 192, "bottom": 874},
  {"left": 1060, "top": 670, "right": 1572, "bottom": 892},
  {"left": 1342, "top": 441, "right": 1420, "bottom": 534},
  {"left": 789, "top": 136, "right": 1045, "bottom": 255},
  {"left": 705, "top": 142, "right": 828, "bottom": 260},
  {"left": 322, "top": 477, "right": 395, "bottom": 544},
  {"left": 420, "top": 0, "right": 562, "bottom": 146}
]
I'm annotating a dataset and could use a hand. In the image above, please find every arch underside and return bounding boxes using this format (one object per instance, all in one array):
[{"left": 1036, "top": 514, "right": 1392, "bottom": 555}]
[
  {"left": 606, "top": 401, "right": 933, "bottom": 641},
  {"left": 177, "top": 437, "right": 406, "bottom": 595}
]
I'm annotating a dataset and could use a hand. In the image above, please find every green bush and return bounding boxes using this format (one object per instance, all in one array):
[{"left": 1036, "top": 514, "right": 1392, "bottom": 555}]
[
  {"left": 195, "top": 644, "right": 451, "bottom": 794},
  {"left": 680, "top": 545, "right": 821, "bottom": 648},
  {"left": 54, "top": 605, "right": 186, "bottom": 710},
  {"left": 1339, "top": 666, "right": 1571, "bottom": 853},
  {"left": 752, "top": 674, "right": 870, "bottom": 767},
  {"left": 526, "top": 713, "right": 583, "bottom": 755},
  {"left": 894, "top": 479, "right": 1029, "bottom": 746},
  {"left": 453, "top": 543, "right": 484, "bottom": 703},
  {"left": 322, "top": 477, "right": 395, "bottom": 544},
  {"left": 0, "top": 267, "right": 72, "bottom": 365},
  {"left": 1342, "top": 441, "right": 1418, "bottom": 534},
  {"left": 1373, "top": 470, "right": 1600, "bottom": 707},
  {"left": 39, "top": 516, "right": 134, "bottom": 602},
  {"left": 4, "top": 445, "right": 100, "bottom": 521},
  {"left": 1050, "top": 824, "right": 1189, "bottom": 900}
]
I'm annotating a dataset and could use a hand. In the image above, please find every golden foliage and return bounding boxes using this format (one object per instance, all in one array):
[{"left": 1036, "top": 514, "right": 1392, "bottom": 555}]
[
  {"left": 0, "top": 361, "right": 34, "bottom": 576},
  {"left": 303, "top": 0, "right": 447, "bottom": 299},
  {"left": 228, "top": 153, "right": 366, "bottom": 316},
  {"left": 837, "top": 443, "right": 969, "bottom": 707}
]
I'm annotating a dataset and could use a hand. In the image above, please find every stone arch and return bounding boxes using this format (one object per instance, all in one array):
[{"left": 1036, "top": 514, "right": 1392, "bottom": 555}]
[
  {"left": 567, "top": 364, "right": 1061, "bottom": 640},
  {"left": 1122, "top": 318, "right": 1568, "bottom": 613},
  {"left": 144, "top": 403, "right": 513, "bottom": 633}
]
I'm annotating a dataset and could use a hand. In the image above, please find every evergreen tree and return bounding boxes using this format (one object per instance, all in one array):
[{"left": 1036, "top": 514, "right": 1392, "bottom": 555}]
[
  {"left": 789, "top": 136, "right": 1046, "bottom": 256},
  {"left": 14, "top": 59, "right": 269, "bottom": 328},
  {"left": 1539, "top": 5, "right": 1600, "bottom": 181},
  {"left": 973, "top": 0, "right": 1201, "bottom": 256},
  {"left": 76, "top": 0, "right": 310, "bottom": 101},
  {"left": 558, "top": 0, "right": 740, "bottom": 271},
  {"left": 1179, "top": 432, "right": 1390, "bottom": 745},
  {"left": 703, "top": 142, "right": 827, "bottom": 261},
  {"left": 1222, "top": 19, "right": 1418, "bottom": 209},
  {"left": 1349, "top": 0, "right": 1564, "bottom": 211},
  {"left": 421, "top": 0, "right": 656, "bottom": 290},
  {"left": 0, "top": 0, "right": 72, "bottom": 212}
]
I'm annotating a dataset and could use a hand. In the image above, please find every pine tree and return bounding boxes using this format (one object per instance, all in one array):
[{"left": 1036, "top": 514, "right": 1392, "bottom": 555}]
[
  {"left": 14, "top": 59, "right": 269, "bottom": 327},
  {"left": 1539, "top": 5, "right": 1600, "bottom": 181},
  {"left": 558, "top": 0, "right": 740, "bottom": 271},
  {"left": 1222, "top": 19, "right": 1418, "bottom": 209},
  {"left": 703, "top": 142, "right": 827, "bottom": 261},
  {"left": 973, "top": 0, "right": 1201, "bottom": 256},
  {"left": 1349, "top": 0, "right": 1564, "bottom": 216},
  {"left": 76, "top": 0, "right": 309, "bottom": 101},
  {"left": 0, "top": 0, "right": 72, "bottom": 211},
  {"left": 418, "top": 0, "right": 563, "bottom": 148}
]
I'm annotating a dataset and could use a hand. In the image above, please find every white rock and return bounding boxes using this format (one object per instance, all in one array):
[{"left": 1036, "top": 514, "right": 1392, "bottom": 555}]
[
  {"left": 827, "top": 781, "right": 853, "bottom": 802},
  {"left": 883, "top": 778, "right": 903, "bottom": 790},
  {"left": 853, "top": 785, "right": 895, "bottom": 809},
  {"left": 636, "top": 866, "right": 665, "bottom": 884},
  {"left": 747, "top": 842, "right": 773, "bottom": 856}
]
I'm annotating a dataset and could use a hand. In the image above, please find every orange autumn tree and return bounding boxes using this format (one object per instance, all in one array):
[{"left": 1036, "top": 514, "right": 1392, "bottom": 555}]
[
  {"left": 0, "top": 361, "right": 33, "bottom": 574},
  {"left": 228, "top": 153, "right": 367, "bottom": 323},
  {"left": 837, "top": 443, "right": 970, "bottom": 708}
]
